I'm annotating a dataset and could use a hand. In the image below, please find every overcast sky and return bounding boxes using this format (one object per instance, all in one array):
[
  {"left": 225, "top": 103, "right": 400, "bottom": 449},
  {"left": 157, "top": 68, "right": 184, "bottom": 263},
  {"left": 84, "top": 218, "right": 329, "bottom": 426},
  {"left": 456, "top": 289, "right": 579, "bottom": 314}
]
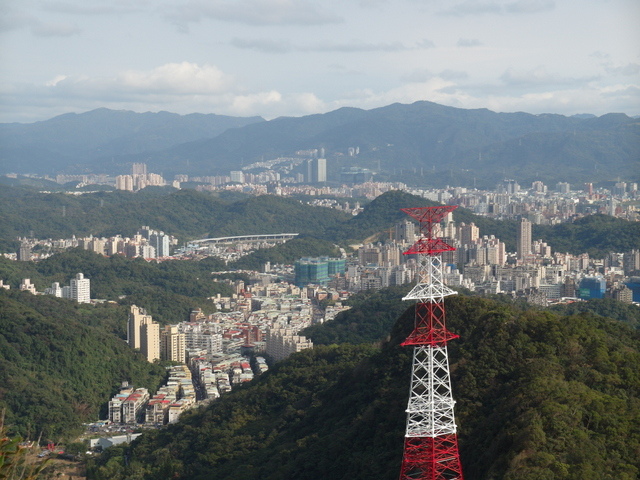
[{"left": 1, "top": 0, "right": 638, "bottom": 123}]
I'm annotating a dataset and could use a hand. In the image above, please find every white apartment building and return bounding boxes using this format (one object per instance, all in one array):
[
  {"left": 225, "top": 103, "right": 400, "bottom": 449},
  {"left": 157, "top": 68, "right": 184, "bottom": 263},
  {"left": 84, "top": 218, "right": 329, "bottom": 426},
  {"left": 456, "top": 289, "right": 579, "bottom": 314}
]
[{"left": 69, "top": 273, "right": 91, "bottom": 303}]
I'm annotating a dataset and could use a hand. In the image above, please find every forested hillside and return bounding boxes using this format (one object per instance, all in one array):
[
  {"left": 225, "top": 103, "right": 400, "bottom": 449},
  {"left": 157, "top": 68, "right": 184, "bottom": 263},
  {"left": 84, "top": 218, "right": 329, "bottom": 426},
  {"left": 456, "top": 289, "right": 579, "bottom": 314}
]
[
  {"left": 0, "top": 289, "right": 167, "bottom": 440},
  {"left": 1, "top": 187, "right": 638, "bottom": 257},
  {"left": 86, "top": 294, "right": 640, "bottom": 480},
  {"left": 0, "top": 249, "right": 232, "bottom": 323},
  {"left": 0, "top": 186, "right": 350, "bottom": 252},
  {"left": 230, "top": 237, "right": 341, "bottom": 271},
  {"left": 0, "top": 246, "right": 243, "bottom": 441}
]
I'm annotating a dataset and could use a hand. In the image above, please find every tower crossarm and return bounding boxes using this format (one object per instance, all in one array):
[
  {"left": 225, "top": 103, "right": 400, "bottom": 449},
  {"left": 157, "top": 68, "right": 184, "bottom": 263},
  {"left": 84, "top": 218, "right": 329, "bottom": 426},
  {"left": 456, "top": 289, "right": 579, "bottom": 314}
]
[{"left": 401, "top": 206, "right": 457, "bottom": 239}]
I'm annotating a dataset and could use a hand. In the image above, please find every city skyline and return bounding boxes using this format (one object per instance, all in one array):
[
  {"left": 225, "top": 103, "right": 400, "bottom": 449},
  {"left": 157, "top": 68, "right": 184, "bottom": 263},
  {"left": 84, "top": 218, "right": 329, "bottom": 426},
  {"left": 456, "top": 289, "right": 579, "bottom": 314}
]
[{"left": 1, "top": 0, "right": 638, "bottom": 123}]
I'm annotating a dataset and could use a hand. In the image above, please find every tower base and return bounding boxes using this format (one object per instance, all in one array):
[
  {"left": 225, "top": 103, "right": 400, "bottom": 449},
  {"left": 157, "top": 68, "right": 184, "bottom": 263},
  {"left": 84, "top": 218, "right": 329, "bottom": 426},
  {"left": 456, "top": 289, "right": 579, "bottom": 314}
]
[{"left": 399, "top": 434, "right": 464, "bottom": 480}]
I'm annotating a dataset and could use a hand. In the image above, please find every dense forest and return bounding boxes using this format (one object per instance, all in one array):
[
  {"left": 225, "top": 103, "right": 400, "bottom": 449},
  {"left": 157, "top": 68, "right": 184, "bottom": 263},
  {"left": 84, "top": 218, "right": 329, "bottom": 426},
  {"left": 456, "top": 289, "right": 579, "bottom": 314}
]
[
  {"left": 0, "top": 289, "right": 167, "bottom": 440},
  {"left": 84, "top": 292, "right": 640, "bottom": 480},
  {"left": 1, "top": 187, "right": 638, "bottom": 258}
]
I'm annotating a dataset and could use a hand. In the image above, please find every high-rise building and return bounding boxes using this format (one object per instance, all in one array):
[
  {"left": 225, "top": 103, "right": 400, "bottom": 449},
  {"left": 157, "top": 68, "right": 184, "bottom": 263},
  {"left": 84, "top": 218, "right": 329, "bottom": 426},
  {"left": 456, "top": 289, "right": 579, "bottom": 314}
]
[
  {"left": 305, "top": 158, "right": 327, "bottom": 183},
  {"left": 150, "top": 232, "right": 171, "bottom": 257},
  {"left": 128, "top": 305, "right": 153, "bottom": 350},
  {"left": 44, "top": 282, "right": 63, "bottom": 297},
  {"left": 116, "top": 175, "right": 134, "bottom": 191},
  {"left": 584, "top": 182, "right": 594, "bottom": 195},
  {"left": 623, "top": 249, "right": 640, "bottom": 275},
  {"left": 141, "top": 322, "right": 160, "bottom": 362},
  {"left": 517, "top": 218, "right": 532, "bottom": 260},
  {"left": 132, "top": 163, "right": 148, "bottom": 176},
  {"left": 395, "top": 220, "right": 417, "bottom": 244},
  {"left": 612, "top": 182, "right": 627, "bottom": 197},
  {"left": 69, "top": 273, "right": 91, "bottom": 303},
  {"left": 265, "top": 327, "right": 313, "bottom": 362},
  {"left": 531, "top": 181, "right": 547, "bottom": 193},
  {"left": 294, "top": 257, "right": 345, "bottom": 287},
  {"left": 578, "top": 276, "right": 606, "bottom": 299},
  {"left": 230, "top": 171, "right": 245, "bottom": 183},
  {"left": 316, "top": 158, "right": 326, "bottom": 182},
  {"left": 17, "top": 243, "right": 32, "bottom": 261},
  {"left": 161, "top": 325, "right": 186, "bottom": 363},
  {"left": 127, "top": 305, "right": 160, "bottom": 362},
  {"left": 459, "top": 222, "right": 479, "bottom": 246},
  {"left": 503, "top": 179, "right": 520, "bottom": 194}
]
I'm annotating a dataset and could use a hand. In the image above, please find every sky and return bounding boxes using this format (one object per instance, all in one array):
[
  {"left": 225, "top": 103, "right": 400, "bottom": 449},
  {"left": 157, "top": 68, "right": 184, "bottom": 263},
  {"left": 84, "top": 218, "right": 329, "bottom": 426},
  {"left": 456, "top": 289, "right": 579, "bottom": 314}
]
[{"left": 0, "top": 0, "right": 639, "bottom": 123}]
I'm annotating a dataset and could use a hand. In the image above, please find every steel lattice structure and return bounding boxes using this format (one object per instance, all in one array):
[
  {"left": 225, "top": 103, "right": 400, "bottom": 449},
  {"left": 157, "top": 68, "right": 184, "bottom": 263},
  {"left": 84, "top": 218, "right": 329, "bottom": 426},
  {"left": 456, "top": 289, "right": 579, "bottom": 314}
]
[{"left": 399, "top": 206, "right": 464, "bottom": 480}]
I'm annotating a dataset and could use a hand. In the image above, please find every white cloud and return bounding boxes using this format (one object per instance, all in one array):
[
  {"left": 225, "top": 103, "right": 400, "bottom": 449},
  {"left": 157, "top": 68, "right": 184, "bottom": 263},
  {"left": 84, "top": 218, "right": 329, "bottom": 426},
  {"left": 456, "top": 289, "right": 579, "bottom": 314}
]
[
  {"left": 0, "top": 62, "right": 334, "bottom": 121},
  {"left": 117, "top": 63, "right": 234, "bottom": 94},
  {"left": 45, "top": 75, "right": 69, "bottom": 87}
]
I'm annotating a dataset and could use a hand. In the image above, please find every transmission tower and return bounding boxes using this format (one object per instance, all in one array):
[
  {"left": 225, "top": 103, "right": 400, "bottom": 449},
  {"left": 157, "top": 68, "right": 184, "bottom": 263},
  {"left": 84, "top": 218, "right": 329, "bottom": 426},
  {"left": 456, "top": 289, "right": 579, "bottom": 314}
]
[{"left": 399, "top": 205, "right": 464, "bottom": 480}]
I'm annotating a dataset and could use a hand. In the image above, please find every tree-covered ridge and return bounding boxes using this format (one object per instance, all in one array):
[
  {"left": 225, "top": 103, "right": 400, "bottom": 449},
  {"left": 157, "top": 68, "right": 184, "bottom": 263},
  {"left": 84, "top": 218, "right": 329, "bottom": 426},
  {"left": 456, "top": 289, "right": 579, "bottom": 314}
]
[
  {"left": 0, "top": 289, "right": 167, "bottom": 440},
  {"left": 549, "top": 297, "right": 640, "bottom": 330},
  {"left": 0, "top": 249, "right": 233, "bottom": 324},
  {"left": 87, "top": 295, "right": 640, "bottom": 480},
  {"left": 1, "top": 187, "right": 638, "bottom": 258},
  {"left": 229, "top": 237, "right": 341, "bottom": 271},
  {"left": 443, "top": 297, "right": 640, "bottom": 480},
  {"left": 302, "top": 284, "right": 411, "bottom": 345},
  {"left": 532, "top": 214, "right": 640, "bottom": 257},
  {"left": 0, "top": 186, "right": 350, "bottom": 252}
]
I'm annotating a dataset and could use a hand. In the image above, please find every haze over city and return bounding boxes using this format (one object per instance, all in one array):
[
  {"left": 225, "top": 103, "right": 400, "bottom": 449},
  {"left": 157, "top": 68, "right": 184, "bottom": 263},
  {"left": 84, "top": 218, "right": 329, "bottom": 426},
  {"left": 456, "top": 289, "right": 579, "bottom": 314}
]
[{"left": 1, "top": 0, "right": 639, "bottom": 123}]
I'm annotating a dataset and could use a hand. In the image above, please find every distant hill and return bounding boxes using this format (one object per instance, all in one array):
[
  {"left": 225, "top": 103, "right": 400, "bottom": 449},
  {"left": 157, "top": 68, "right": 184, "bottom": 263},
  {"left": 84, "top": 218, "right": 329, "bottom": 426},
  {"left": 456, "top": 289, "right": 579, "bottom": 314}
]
[
  {"left": 1, "top": 102, "right": 637, "bottom": 186},
  {"left": 0, "top": 187, "right": 637, "bottom": 257},
  {"left": 0, "top": 186, "right": 351, "bottom": 252},
  {"left": 0, "top": 108, "right": 264, "bottom": 175}
]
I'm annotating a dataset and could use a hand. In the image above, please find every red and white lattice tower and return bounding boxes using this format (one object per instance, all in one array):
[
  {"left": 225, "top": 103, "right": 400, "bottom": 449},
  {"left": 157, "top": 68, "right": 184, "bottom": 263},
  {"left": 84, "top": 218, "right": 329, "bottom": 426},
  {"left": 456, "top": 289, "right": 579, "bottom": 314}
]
[{"left": 399, "top": 205, "right": 464, "bottom": 480}]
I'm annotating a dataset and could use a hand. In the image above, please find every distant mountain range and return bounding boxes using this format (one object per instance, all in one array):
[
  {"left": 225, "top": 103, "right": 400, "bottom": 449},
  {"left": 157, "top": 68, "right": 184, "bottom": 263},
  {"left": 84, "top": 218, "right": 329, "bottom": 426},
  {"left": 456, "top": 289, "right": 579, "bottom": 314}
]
[
  {"left": 1, "top": 102, "right": 638, "bottom": 187},
  {"left": 0, "top": 108, "right": 264, "bottom": 175}
]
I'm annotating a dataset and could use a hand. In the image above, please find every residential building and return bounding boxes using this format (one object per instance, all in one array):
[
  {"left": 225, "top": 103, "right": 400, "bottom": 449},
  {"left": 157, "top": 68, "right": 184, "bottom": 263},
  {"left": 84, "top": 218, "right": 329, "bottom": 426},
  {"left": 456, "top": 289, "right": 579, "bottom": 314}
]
[
  {"left": 161, "top": 325, "right": 186, "bottom": 363},
  {"left": 517, "top": 218, "right": 532, "bottom": 261},
  {"left": 141, "top": 322, "right": 160, "bottom": 362},
  {"left": 68, "top": 273, "right": 91, "bottom": 303}
]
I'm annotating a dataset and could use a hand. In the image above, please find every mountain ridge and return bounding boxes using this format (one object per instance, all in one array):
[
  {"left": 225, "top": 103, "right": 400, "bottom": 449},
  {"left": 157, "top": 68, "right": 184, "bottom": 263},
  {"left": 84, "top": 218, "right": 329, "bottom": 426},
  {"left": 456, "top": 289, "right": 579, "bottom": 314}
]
[{"left": 0, "top": 101, "right": 637, "bottom": 186}]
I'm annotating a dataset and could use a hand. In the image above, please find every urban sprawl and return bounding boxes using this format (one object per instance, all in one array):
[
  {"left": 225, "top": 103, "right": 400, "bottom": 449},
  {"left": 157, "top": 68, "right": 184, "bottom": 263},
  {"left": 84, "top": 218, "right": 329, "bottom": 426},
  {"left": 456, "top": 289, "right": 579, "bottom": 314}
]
[{"left": 3, "top": 160, "right": 639, "bottom": 445}]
